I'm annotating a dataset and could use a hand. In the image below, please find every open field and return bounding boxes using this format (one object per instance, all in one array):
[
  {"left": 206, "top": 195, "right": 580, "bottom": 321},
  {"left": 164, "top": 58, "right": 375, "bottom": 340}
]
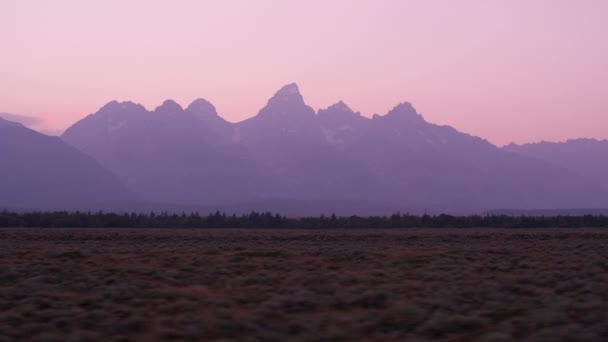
[{"left": 1, "top": 228, "right": 608, "bottom": 341}]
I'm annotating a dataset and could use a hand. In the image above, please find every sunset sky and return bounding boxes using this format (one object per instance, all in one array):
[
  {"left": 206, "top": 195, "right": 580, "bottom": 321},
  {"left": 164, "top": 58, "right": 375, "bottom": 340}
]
[{"left": 1, "top": 0, "right": 606, "bottom": 145}]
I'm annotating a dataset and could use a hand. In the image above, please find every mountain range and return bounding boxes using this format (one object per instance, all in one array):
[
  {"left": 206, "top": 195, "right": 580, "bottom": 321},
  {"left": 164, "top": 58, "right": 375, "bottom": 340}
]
[{"left": 2, "top": 84, "right": 607, "bottom": 215}]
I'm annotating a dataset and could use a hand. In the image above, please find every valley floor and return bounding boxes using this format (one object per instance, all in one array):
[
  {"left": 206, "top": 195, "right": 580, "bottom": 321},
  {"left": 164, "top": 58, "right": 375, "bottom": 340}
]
[{"left": 1, "top": 228, "right": 607, "bottom": 341}]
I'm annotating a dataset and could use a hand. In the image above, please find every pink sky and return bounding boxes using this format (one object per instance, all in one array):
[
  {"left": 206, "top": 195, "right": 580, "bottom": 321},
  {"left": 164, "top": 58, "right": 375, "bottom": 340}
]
[{"left": 1, "top": 0, "right": 607, "bottom": 145}]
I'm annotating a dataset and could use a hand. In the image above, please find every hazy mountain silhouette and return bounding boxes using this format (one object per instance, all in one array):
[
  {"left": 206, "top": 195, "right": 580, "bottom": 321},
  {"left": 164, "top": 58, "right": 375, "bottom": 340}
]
[
  {"left": 62, "top": 99, "right": 257, "bottom": 206},
  {"left": 60, "top": 84, "right": 608, "bottom": 214},
  {"left": 504, "top": 139, "right": 608, "bottom": 190},
  {"left": 0, "top": 118, "right": 135, "bottom": 210}
]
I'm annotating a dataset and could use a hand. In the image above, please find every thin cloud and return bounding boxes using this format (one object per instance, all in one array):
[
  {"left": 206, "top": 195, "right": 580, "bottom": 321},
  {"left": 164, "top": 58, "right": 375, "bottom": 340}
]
[
  {"left": 0, "top": 113, "right": 64, "bottom": 135},
  {"left": 0, "top": 113, "right": 42, "bottom": 127},
  {"left": 39, "top": 128, "right": 64, "bottom": 136}
]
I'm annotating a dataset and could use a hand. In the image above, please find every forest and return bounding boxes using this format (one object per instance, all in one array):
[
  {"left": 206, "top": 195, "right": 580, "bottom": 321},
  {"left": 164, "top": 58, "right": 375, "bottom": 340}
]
[{"left": 1, "top": 210, "right": 608, "bottom": 228}]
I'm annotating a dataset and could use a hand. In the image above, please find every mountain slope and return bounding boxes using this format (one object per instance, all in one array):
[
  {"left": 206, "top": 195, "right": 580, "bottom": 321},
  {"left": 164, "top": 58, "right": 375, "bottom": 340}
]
[
  {"left": 0, "top": 118, "right": 134, "bottom": 210},
  {"left": 504, "top": 139, "right": 608, "bottom": 190}
]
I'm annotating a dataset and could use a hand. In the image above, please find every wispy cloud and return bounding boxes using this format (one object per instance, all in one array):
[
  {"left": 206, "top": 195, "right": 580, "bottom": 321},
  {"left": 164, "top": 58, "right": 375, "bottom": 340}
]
[
  {"left": 0, "top": 113, "right": 42, "bottom": 127},
  {"left": 38, "top": 128, "right": 64, "bottom": 136},
  {"left": 0, "top": 113, "right": 64, "bottom": 135}
]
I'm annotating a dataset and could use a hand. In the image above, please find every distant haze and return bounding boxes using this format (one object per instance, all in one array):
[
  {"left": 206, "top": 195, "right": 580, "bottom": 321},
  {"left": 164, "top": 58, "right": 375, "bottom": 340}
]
[{"left": 1, "top": 1, "right": 607, "bottom": 145}]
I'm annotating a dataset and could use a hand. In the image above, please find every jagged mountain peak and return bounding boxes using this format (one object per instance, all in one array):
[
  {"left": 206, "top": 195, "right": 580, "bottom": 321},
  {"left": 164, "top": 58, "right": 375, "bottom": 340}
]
[
  {"left": 327, "top": 100, "right": 354, "bottom": 113},
  {"left": 380, "top": 102, "right": 426, "bottom": 124},
  {"left": 154, "top": 99, "right": 183, "bottom": 114},
  {"left": 94, "top": 100, "right": 148, "bottom": 118},
  {"left": 388, "top": 102, "right": 418, "bottom": 115},
  {"left": 266, "top": 83, "right": 305, "bottom": 106},
  {"left": 186, "top": 98, "right": 219, "bottom": 117},
  {"left": 98, "top": 100, "right": 146, "bottom": 114},
  {"left": 317, "top": 101, "right": 363, "bottom": 123},
  {"left": 274, "top": 83, "right": 300, "bottom": 97},
  {"left": 253, "top": 83, "right": 315, "bottom": 122}
]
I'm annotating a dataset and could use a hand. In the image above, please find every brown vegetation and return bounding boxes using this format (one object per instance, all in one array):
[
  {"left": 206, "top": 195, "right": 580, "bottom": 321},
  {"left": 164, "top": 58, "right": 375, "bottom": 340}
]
[{"left": 1, "top": 228, "right": 608, "bottom": 341}]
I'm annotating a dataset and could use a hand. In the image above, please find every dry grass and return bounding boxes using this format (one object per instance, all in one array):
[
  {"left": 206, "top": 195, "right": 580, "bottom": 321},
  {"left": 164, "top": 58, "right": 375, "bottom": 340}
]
[{"left": 1, "top": 228, "right": 607, "bottom": 341}]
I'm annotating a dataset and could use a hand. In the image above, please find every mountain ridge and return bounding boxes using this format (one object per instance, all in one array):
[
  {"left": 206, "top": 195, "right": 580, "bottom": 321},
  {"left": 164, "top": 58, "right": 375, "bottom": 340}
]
[
  {"left": 504, "top": 139, "right": 608, "bottom": 190},
  {"left": 56, "top": 83, "right": 608, "bottom": 214}
]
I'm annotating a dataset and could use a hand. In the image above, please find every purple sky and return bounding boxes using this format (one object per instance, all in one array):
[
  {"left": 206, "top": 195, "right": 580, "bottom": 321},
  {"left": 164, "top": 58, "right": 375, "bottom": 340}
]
[{"left": 1, "top": 0, "right": 607, "bottom": 145}]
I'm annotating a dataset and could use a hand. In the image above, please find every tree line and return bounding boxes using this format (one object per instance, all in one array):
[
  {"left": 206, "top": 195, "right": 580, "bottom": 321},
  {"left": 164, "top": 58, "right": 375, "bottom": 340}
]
[{"left": 1, "top": 211, "right": 608, "bottom": 228}]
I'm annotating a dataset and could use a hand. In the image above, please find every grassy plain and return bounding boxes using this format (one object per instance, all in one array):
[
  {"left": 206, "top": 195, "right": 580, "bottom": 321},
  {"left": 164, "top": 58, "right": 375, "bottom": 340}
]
[{"left": 1, "top": 228, "right": 607, "bottom": 341}]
